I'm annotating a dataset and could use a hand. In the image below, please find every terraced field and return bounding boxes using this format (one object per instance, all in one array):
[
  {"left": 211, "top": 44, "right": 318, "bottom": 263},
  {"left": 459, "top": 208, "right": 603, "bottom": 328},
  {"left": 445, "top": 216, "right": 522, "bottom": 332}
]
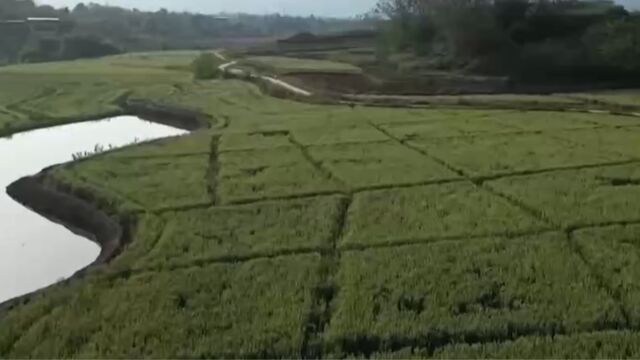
[
  {"left": 4, "top": 53, "right": 640, "bottom": 358},
  {"left": 241, "top": 55, "right": 364, "bottom": 75}
]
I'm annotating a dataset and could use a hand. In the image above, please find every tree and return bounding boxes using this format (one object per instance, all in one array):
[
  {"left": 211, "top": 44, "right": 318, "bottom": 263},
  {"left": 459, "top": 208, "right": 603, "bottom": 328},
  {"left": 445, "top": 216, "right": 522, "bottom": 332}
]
[
  {"left": 59, "top": 35, "right": 121, "bottom": 60},
  {"left": 191, "top": 53, "right": 221, "bottom": 80},
  {"left": 584, "top": 17, "right": 640, "bottom": 71}
]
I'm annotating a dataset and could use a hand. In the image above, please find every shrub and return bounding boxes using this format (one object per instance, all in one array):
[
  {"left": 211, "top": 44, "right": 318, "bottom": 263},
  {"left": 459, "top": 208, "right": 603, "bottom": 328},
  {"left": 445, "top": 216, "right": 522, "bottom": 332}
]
[{"left": 191, "top": 52, "right": 220, "bottom": 80}]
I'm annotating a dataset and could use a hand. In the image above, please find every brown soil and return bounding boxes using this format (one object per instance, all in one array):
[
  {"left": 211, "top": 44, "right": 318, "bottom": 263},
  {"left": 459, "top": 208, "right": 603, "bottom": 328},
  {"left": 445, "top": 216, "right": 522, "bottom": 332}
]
[
  {"left": 281, "top": 70, "right": 634, "bottom": 98},
  {"left": 280, "top": 72, "right": 377, "bottom": 95}
]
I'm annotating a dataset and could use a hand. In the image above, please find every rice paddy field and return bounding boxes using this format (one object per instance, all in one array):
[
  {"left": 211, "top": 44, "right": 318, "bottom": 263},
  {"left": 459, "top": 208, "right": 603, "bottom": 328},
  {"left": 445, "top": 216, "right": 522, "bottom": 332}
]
[
  {"left": 3, "top": 52, "right": 640, "bottom": 358},
  {"left": 241, "top": 55, "right": 364, "bottom": 75}
]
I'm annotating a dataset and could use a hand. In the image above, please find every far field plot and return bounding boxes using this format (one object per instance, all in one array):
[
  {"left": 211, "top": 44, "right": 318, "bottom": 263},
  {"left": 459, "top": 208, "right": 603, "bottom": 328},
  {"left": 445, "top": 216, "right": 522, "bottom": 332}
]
[
  {"left": 219, "top": 131, "right": 293, "bottom": 152},
  {"left": 343, "top": 182, "right": 546, "bottom": 247},
  {"left": 217, "top": 146, "right": 344, "bottom": 203},
  {"left": 291, "top": 124, "right": 388, "bottom": 146},
  {"left": 553, "top": 127, "right": 640, "bottom": 159},
  {"left": 242, "top": 56, "right": 363, "bottom": 75},
  {"left": 381, "top": 114, "right": 519, "bottom": 140},
  {"left": 308, "top": 141, "right": 460, "bottom": 189},
  {"left": 489, "top": 163, "right": 640, "bottom": 228},
  {"left": 410, "top": 132, "right": 623, "bottom": 177},
  {"left": 488, "top": 111, "right": 603, "bottom": 130}
]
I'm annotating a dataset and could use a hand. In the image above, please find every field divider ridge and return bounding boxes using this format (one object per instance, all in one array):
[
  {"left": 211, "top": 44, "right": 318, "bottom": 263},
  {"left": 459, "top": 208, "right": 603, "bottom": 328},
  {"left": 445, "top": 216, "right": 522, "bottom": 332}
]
[
  {"left": 367, "top": 120, "right": 556, "bottom": 228},
  {"left": 99, "top": 247, "right": 325, "bottom": 283},
  {"left": 339, "top": 228, "right": 560, "bottom": 253},
  {"left": 207, "top": 135, "right": 221, "bottom": 205},
  {"left": 333, "top": 325, "right": 638, "bottom": 359},
  {"left": 217, "top": 139, "right": 392, "bottom": 155},
  {"left": 112, "top": 151, "right": 212, "bottom": 161},
  {"left": 302, "top": 195, "right": 353, "bottom": 358},
  {"left": 287, "top": 132, "right": 350, "bottom": 190},
  {"left": 473, "top": 159, "right": 640, "bottom": 184},
  {"left": 563, "top": 230, "right": 632, "bottom": 328}
]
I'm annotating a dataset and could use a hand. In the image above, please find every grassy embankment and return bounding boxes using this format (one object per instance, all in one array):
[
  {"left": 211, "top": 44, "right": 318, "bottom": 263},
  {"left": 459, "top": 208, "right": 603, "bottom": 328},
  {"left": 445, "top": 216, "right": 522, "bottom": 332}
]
[{"left": 4, "top": 52, "right": 640, "bottom": 358}]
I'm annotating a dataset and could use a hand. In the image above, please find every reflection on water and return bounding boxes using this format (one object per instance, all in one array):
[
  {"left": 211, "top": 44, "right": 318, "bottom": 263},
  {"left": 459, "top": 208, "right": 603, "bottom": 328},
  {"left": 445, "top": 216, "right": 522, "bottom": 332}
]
[{"left": 0, "top": 116, "right": 187, "bottom": 303}]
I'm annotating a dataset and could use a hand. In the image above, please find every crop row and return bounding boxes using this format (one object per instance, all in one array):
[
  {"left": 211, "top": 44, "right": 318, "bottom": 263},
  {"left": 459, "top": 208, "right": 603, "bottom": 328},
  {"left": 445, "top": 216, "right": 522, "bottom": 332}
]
[
  {"left": 325, "top": 230, "right": 640, "bottom": 357},
  {"left": 51, "top": 153, "right": 211, "bottom": 212},
  {"left": 53, "top": 128, "right": 640, "bottom": 238},
  {"left": 1, "top": 255, "right": 322, "bottom": 358},
  {"left": 10, "top": 222, "right": 639, "bottom": 358}
]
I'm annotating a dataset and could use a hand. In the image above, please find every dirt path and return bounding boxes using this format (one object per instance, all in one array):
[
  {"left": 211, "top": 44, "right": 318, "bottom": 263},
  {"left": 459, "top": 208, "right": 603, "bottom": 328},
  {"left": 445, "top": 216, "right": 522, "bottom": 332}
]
[{"left": 214, "top": 50, "right": 312, "bottom": 98}]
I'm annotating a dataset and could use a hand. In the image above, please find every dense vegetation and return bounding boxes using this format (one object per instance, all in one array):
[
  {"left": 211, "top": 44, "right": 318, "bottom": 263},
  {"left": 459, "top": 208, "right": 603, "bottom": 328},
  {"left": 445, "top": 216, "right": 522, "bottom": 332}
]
[
  {"left": 376, "top": 0, "right": 640, "bottom": 82},
  {"left": 3, "top": 52, "right": 640, "bottom": 357},
  {"left": 0, "top": 0, "right": 368, "bottom": 65}
]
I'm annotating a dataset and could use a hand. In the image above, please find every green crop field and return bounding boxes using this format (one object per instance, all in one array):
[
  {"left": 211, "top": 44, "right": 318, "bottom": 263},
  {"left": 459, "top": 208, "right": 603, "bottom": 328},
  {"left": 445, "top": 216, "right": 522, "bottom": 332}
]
[
  {"left": 4, "top": 52, "right": 640, "bottom": 358},
  {"left": 241, "top": 56, "right": 363, "bottom": 75}
]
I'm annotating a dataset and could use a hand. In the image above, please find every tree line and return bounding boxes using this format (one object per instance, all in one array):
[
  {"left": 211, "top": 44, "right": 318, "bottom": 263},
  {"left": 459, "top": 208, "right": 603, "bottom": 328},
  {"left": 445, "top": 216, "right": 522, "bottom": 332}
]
[
  {"left": 0, "top": 0, "right": 365, "bottom": 65},
  {"left": 375, "top": 0, "right": 640, "bottom": 82}
]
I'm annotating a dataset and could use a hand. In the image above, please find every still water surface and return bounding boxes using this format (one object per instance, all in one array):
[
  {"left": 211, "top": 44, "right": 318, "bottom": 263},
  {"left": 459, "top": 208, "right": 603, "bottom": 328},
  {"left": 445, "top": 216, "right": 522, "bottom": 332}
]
[{"left": 0, "top": 116, "right": 186, "bottom": 303}]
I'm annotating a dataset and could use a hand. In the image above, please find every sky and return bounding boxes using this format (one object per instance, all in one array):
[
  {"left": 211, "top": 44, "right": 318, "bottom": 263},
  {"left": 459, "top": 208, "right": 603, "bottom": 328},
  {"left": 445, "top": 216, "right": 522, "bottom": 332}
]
[
  {"left": 37, "top": 0, "right": 379, "bottom": 18},
  {"left": 36, "top": 0, "right": 640, "bottom": 18}
]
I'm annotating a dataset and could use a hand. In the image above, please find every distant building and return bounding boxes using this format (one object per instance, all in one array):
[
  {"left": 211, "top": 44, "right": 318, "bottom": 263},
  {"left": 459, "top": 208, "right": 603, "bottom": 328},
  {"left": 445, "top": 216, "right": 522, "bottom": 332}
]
[
  {"left": 26, "top": 17, "right": 61, "bottom": 35},
  {"left": 0, "top": 17, "right": 60, "bottom": 34},
  {"left": 211, "top": 16, "right": 231, "bottom": 22}
]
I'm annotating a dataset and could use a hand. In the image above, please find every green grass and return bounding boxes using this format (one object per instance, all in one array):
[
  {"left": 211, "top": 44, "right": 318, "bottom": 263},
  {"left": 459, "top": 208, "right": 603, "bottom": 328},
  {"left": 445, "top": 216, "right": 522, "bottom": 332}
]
[
  {"left": 6, "top": 255, "right": 321, "bottom": 358},
  {"left": 52, "top": 154, "right": 211, "bottom": 211},
  {"left": 105, "top": 214, "right": 167, "bottom": 272},
  {"left": 111, "top": 130, "right": 213, "bottom": 158},
  {"left": 326, "top": 234, "right": 623, "bottom": 357},
  {"left": 291, "top": 124, "right": 389, "bottom": 146},
  {"left": 487, "top": 110, "right": 603, "bottom": 130},
  {"left": 571, "top": 90, "right": 640, "bottom": 108},
  {"left": 430, "top": 331, "right": 640, "bottom": 359},
  {"left": 136, "top": 196, "right": 346, "bottom": 269},
  {"left": 107, "top": 51, "right": 205, "bottom": 72},
  {"left": 381, "top": 114, "right": 520, "bottom": 140},
  {"left": 342, "top": 182, "right": 546, "bottom": 247},
  {"left": 489, "top": 164, "right": 640, "bottom": 228},
  {"left": 219, "top": 131, "right": 293, "bottom": 152},
  {"left": 217, "top": 146, "right": 344, "bottom": 203},
  {"left": 553, "top": 127, "right": 640, "bottom": 159},
  {"left": 242, "top": 56, "right": 363, "bottom": 75},
  {"left": 308, "top": 141, "right": 460, "bottom": 189},
  {"left": 574, "top": 224, "right": 640, "bottom": 326},
  {"left": 0, "top": 54, "right": 192, "bottom": 135},
  {"left": 0, "top": 280, "right": 84, "bottom": 356},
  {"left": 409, "top": 132, "right": 624, "bottom": 177}
]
